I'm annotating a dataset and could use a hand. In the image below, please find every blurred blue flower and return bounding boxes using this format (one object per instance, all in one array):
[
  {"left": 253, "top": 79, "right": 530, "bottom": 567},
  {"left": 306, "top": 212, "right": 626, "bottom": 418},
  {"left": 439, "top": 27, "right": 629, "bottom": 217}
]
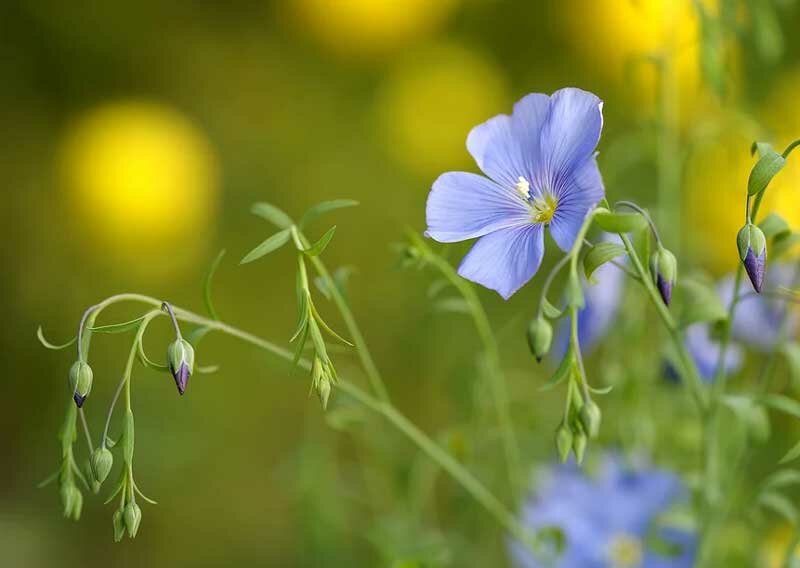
[
  {"left": 426, "top": 88, "right": 605, "bottom": 299},
  {"left": 684, "top": 323, "right": 742, "bottom": 381},
  {"left": 511, "top": 454, "right": 696, "bottom": 568}
]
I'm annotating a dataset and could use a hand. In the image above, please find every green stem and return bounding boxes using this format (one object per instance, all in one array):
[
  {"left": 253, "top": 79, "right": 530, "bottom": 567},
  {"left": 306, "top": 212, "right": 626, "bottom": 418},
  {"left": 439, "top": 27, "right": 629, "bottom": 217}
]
[
  {"left": 79, "top": 293, "right": 535, "bottom": 550},
  {"left": 424, "top": 251, "right": 523, "bottom": 502}
]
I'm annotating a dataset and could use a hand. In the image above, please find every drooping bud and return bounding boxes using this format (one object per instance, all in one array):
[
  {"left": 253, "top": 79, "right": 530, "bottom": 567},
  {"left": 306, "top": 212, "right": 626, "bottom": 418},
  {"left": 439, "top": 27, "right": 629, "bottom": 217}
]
[
  {"left": 572, "top": 426, "right": 587, "bottom": 465},
  {"left": 650, "top": 246, "right": 677, "bottom": 306},
  {"left": 167, "top": 339, "right": 195, "bottom": 395},
  {"left": 527, "top": 316, "right": 553, "bottom": 363},
  {"left": 91, "top": 447, "right": 114, "bottom": 484},
  {"left": 68, "top": 360, "right": 93, "bottom": 407},
  {"left": 579, "top": 399, "right": 602, "bottom": 439},
  {"left": 124, "top": 501, "right": 142, "bottom": 538},
  {"left": 555, "top": 423, "right": 573, "bottom": 463},
  {"left": 113, "top": 509, "right": 126, "bottom": 542},
  {"left": 61, "top": 484, "right": 83, "bottom": 520},
  {"left": 737, "top": 224, "right": 767, "bottom": 293},
  {"left": 311, "top": 356, "right": 333, "bottom": 410}
]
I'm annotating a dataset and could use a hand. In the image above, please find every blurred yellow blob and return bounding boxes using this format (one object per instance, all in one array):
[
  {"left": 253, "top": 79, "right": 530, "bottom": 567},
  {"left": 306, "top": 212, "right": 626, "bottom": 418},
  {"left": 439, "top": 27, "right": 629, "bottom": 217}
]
[
  {"left": 290, "top": 0, "right": 459, "bottom": 58},
  {"left": 59, "top": 101, "right": 219, "bottom": 278},
  {"left": 560, "top": 0, "right": 724, "bottom": 120},
  {"left": 760, "top": 524, "right": 799, "bottom": 568},
  {"left": 376, "top": 43, "right": 508, "bottom": 178}
]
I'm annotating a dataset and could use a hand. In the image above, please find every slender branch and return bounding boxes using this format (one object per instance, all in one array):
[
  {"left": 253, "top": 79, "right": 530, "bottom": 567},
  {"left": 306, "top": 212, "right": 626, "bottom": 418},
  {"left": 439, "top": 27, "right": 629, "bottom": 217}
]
[
  {"left": 614, "top": 201, "right": 663, "bottom": 247},
  {"left": 79, "top": 409, "right": 95, "bottom": 454},
  {"left": 161, "top": 302, "right": 182, "bottom": 339}
]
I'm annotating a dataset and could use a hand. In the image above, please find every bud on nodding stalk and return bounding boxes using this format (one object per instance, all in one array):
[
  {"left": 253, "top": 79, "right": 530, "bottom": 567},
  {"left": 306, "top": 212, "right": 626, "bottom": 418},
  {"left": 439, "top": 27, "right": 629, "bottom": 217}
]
[
  {"left": 527, "top": 316, "right": 553, "bottom": 363},
  {"left": 650, "top": 246, "right": 677, "bottom": 306},
  {"left": 167, "top": 339, "right": 194, "bottom": 395},
  {"left": 572, "top": 428, "right": 587, "bottom": 464},
  {"left": 68, "top": 361, "right": 93, "bottom": 407},
  {"left": 737, "top": 224, "right": 767, "bottom": 293},
  {"left": 61, "top": 485, "right": 83, "bottom": 520},
  {"left": 579, "top": 399, "right": 602, "bottom": 439},
  {"left": 124, "top": 501, "right": 142, "bottom": 538},
  {"left": 113, "top": 509, "right": 125, "bottom": 542},
  {"left": 91, "top": 447, "right": 114, "bottom": 484},
  {"left": 555, "top": 423, "right": 573, "bottom": 463}
]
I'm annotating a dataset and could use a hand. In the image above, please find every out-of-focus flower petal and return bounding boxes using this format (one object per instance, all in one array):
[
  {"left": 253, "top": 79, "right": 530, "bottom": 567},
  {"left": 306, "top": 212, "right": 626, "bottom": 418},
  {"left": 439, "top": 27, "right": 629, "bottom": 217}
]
[
  {"left": 457, "top": 224, "right": 544, "bottom": 299},
  {"left": 539, "top": 88, "right": 604, "bottom": 182},
  {"left": 425, "top": 172, "right": 529, "bottom": 242},
  {"left": 685, "top": 323, "right": 742, "bottom": 381}
]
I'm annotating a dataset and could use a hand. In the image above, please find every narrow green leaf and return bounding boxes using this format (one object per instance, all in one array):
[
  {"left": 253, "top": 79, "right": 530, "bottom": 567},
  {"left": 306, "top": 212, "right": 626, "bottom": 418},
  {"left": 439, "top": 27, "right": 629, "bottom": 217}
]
[
  {"left": 762, "top": 469, "right": 800, "bottom": 492},
  {"left": 88, "top": 316, "right": 147, "bottom": 334},
  {"left": 303, "top": 226, "right": 336, "bottom": 257},
  {"left": 588, "top": 384, "right": 613, "bottom": 395},
  {"left": 240, "top": 228, "right": 292, "bottom": 265},
  {"left": 196, "top": 364, "right": 220, "bottom": 374},
  {"left": 434, "top": 298, "right": 471, "bottom": 314},
  {"left": 784, "top": 342, "right": 800, "bottom": 389},
  {"left": 541, "top": 298, "right": 563, "bottom": 319},
  {"left": 36, "top": 326, "right": 77, "bottom": 350},
  {"left": 564, "top": 269, "right": 585, "bottom": 309},
  {"left": 751, "top": 141, "right": 776, "bottom": 158},
  {"left": 299, "top": 199, "right": 359, "bottom": 228},
  {"left": 309, "top": 300, "right": 352, "bottom": 346},
  {"left": 203, "top": 249, "right": 226, "bottom": 320},
  {"left": 748, "top": 149, "right": 785, "bottom": 196},
  {"left": 539, "top": 349, "right": 575, "bottom": 392},
  {"left": 759, "top": 213, "right": 791, "bottom": 242},
  {"left": 763, "top": 394, "right": 800, "bottom": 420},
  {"left": 137, "top": 338, "right": 168, "bottom": 371},
  {"left": 781, "top": 440, "right": 800, "bottom": 465},
  {"left": 594, "top": 211, "right": 648, "bottom": 233},
  {"left": 103, "top": 476, "right": 126, "bottom": 504},
  {"left": 583, "top": 242, "right": 626, "bottom": 281},
  {"left": 37, "top": 469, "right": 61, "bottom": 489},
  {"left": 187, "top": 325, "right": 213, "bottom": 347},
  {"left": 250, "top": 202, "right": 293, "bottom": 228},
  {"left": 632, "top": 224, "right": 651, "bottom": 279},
  {"left": 758, "top": 491, "right": 798, "bottom": 524},
  {"left": 290, "top": 295, "right": 310, "bottom": 343},
  {"left": 133, "top": 480, "right": 158, "bottom": 505}
]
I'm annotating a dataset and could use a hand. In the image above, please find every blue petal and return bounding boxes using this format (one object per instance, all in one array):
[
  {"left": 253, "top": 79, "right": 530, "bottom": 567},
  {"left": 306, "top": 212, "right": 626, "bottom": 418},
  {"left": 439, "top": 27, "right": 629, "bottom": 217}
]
[
  {"left": 426, "top": 172, "right": 530, "bottom": 243},
  {"left": 457, "top": 224, "right": 544, "bottom": 299},
  {"left": 548, "top": 156, "right": 605, "bottom": 251},
  {"left": 539, "top": 88, "right": 604, "bottom": 182},
  {"left": 467, "top": 94, "right": 550, "bottom": 189}
]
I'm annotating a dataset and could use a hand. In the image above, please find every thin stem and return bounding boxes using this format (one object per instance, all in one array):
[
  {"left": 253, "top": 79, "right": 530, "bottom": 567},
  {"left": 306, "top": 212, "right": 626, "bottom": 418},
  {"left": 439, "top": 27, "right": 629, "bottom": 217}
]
[
  {"left": 537, "top": 254, "right": 573, "bottom": 318},
  {"left": 161, "top": 302, "right": 182, "bottom": 339},
  {"left": 418, "top": 249, "right": 523, "bottom": 502},
  {"left": 80, "top": 293, "right": 534, "bottom": 548},
  {"left": 614, "top": 201, "right": 663, "bottom": 247},
  {"left": 79, "top": 409, "right": 95, "bottom": 454},
  {"left": 295, "top": 228, "right": 391, "bottom": 404},
  {"left": 782, "top": 138, "right": 800, "bottom": 159},
  {"left": 582, "top": 239, "right": 640, "bottom": 280}
]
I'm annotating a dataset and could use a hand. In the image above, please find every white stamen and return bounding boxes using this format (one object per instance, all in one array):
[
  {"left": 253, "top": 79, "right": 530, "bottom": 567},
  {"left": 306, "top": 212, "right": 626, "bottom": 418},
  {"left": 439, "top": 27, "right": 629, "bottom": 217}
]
[{"left": 515, "top": 176, "right": 530, "bottom": 199}]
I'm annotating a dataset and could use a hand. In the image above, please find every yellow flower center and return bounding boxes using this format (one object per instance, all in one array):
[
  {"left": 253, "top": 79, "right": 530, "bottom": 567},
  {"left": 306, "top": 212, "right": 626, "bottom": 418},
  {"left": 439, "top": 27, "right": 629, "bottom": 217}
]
[
  {"left": 608, "top": 533, "right": 643, "bottom": 568},
  {"left": 531, "top": 193, "right": 558, "bottom": 224}
]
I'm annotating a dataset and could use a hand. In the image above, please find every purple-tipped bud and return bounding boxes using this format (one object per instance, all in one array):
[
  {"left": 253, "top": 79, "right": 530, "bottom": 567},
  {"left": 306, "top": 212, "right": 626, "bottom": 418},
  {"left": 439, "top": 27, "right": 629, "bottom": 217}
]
[
  {"left": 167, "top": 339, "right": 194, "bottom": 395},
  {"left": 73, "top": 393, "right": 86, "bottom": 407},
  {"left": 68, "top": 360, "right": 93, "bottom": 407},
  {"left": 650, "top": 246, "right": 677, "bottom": 306},
  {"left": 743, "top": 247, "right": 766, "bottom": 293},
  {"left": 737, "top": 224, "right": 767, "bottom": 293}
]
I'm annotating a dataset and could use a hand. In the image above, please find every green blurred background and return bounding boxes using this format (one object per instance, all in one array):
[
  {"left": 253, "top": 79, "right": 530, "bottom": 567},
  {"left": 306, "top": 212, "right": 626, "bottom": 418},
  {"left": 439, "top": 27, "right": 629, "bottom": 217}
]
[{"left": 3, "top": 0, "right": 800, "bottom": 566}]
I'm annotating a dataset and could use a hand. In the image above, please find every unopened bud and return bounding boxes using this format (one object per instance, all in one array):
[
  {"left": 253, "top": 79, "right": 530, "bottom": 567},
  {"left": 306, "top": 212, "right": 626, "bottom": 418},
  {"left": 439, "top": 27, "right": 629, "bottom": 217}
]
[
  {"left": 737, "top": 224, "right": 767, "bottom": 293},
  {"left": 124, "top": 501, "right": 142, "bottom": 538},
  {"left": 61, "top": 484, "right": 83, "bottom": 520},
  {"left": 68, "top": 360, "right": 93, "bottom": 407},
  {"left": 527, "top": 316, "right": 553, "bottom": 363},
  {"left": 555, "top": 423, "right": 573, "bottom": 463},
  {"left": 167, "top": 339, "right": 195, "bottom": 395},
  {"left": 91, "top": 447, "right": 114, "bottom": 484},
  {"left": 572, "top": 427, "right": 587, "bottom": 464},
  {"left": 113, "top": 509, "right": 125, "bottom": 542},
  {"left": 651, "top": 246, "right": 677, "bottom": 306},
  {"left": 579, "top": 399, "right": 602, "bottom": 439},
  {"left": 318, "top": 376, "right": 331, "bottom": 409}
]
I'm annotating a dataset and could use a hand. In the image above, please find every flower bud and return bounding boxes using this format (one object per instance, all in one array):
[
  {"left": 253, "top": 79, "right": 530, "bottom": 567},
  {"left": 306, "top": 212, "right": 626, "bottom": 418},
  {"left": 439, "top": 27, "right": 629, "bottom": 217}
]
[
  {"left": 61, "top": 484, "right": 83, "bottom": 520},
  {"left": 68, "top": 360, "right": 93, "bottom": 407},
  {"left": 737, "top": 224, "right": 767, "bottom": 293},
  {"left": 579, "top": 399, "right": 602, "bottom": 439},
  {"left": 318, "top": 376, "right": 332, "bottom": 410},
  {"left": 650, "top": 246, "right": 677, "bottom": 306},
  {"left": 527, "top": 316, "right": 553, "bottom": 363},
  {"left": 113, "top": 509, "right": 125, "bottom": 542},
  {"left": 572, "top": 427, "right": 587, "bottom": 465},
  {"left": 555, "top": 423, "right": 573, "bottom": 463},
  {"left": 167, "top": 339, "right": 194, "bottom": 395},
  {"left": 91, "top": 447, "right": 114, "bottom": 484},
  {"left": 124, "top": 501, "right": 142, "bottom": 538}
]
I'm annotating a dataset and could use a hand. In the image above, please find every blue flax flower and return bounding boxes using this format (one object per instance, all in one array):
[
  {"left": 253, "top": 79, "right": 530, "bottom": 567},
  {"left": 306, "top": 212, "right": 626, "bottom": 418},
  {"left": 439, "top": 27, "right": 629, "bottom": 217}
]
[
  {"left": 426, "top": 88, "right": 605, "bottom": 299},
  {"left": 511, "top": 454, "right": 696, "bottom": 568}
]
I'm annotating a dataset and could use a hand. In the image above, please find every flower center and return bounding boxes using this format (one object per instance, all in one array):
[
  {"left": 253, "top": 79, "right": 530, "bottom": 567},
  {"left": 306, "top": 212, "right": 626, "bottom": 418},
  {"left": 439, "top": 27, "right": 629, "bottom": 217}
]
[
  {"left": 531, "top": 193, "right": 557, "bottom": 224},
  {"left": 608, "top": 534, "right": 643, "bottom": 568}
]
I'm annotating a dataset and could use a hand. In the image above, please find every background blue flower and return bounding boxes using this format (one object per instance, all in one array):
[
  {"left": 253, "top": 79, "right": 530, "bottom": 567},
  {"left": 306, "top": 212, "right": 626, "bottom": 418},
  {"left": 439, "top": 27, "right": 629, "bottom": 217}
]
[
  {"left": 511, "top": 454, "right": 696, "bottom": 568},
  {"left": 425, "top": 88, "right": 605, "bottom": 299}
]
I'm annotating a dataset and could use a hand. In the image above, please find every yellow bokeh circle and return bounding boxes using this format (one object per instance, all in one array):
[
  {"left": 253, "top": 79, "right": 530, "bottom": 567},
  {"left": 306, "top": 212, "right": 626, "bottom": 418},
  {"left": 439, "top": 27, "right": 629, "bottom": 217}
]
[
  {"left": 376, "top": 43, "right": 508, "bottom": 178},
  {"left": 59, "top": 101, "right": 219, "bottom": 276},
  {"left": 289, "top": 0, "right": 459, "bottom": 58}
]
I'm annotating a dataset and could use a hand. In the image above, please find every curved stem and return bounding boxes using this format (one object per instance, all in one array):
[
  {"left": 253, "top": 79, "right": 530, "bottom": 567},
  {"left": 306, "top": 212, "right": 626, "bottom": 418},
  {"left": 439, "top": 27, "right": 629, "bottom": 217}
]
[
  {"left": 79, "top": 409, "right": 95, "bottom": 454},
  {"left": 79, "top": 293, "right": 535, "bottom": 549},
  {"left": 161, "top": 302, "right": 182, "bottom": 339},
  {"left": 615, "top": 201, "right": 664, "bottom": 247}
]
